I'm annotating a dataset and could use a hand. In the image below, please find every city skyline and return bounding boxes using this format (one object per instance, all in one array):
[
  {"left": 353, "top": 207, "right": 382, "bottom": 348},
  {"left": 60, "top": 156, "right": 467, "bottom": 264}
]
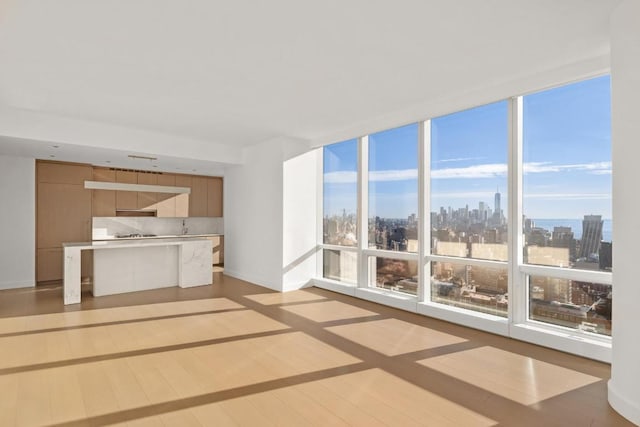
[{"left": 324, "top": 75, "right": 611, "bottom": 220}]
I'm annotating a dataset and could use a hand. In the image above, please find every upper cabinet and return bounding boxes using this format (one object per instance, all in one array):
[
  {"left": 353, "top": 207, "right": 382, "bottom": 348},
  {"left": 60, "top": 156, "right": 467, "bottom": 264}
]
[
  {"left": 156, "top": 174, "right": 176, "bottom": 217},
  {"left": 189, "top": 176, "right": 208, "bottom": 217},
  {"left": 92, "top": 168, "right": 116, "bottom": 216},
  {"left": 137, "top": 172, "right": 158, "bottom": 210},
  {"left": 207, "top": 177, "right": 223, "bottom": 217},
  {"left": 115, "top": 170, "right": 138, "bottom": 210},
  {"left": 86, "top": 168, "right": 221, "bottom": 218}
]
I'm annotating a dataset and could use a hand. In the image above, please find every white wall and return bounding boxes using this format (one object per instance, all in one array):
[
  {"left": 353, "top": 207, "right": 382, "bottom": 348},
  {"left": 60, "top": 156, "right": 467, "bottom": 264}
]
[
  {"left": 224, "top": 139, "right": 285, "bottom": 290},
  {"left": 0, "top": 155, "right": 35, "bottom": 289},
  {"left": 224, "top": 138, "right": 317, "bottom": 292},
  {"left": 608, "top": 1, "right": 640, "bottom": 424},
  {"left": 282, "top": 147, "right": 319, "bottom": 292}
]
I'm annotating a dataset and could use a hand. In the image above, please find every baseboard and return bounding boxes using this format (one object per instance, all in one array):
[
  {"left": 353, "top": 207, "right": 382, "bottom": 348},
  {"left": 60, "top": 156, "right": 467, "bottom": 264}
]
[
  {"left": 608, "top": 380, "right": 640, "bottom": 426},
  {"left": 0, "top": 280, "right": 35, "bottom": 290},
  {"left": 223, "top": 269, "right": 282, "bottom": 292}
]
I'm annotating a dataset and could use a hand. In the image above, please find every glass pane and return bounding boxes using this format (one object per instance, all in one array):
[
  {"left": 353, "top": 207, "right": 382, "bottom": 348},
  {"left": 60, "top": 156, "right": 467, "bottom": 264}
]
[
  {"left": 323, "top": 139, "right": 358, "bottom": 246},
  {"left": 431, "top": 261, "right": 508, "bottom": 317},
  {"left": 368, "top": 124, "right": 418, "bottom": 252},
  {"left": 323, "top": 249, "right": 357, "bottom": 284},
  {"left": 523, "top": 76, "right": 612, "bottom": 272},
  {"left": 529, "top": 275, "right": 611, "bottom": 336},
  {"left": 368, "top": 257, "right": 418, "bottom": 296},
  {"left": 431, "top": 101, "right": 508, "bottom": 262}
]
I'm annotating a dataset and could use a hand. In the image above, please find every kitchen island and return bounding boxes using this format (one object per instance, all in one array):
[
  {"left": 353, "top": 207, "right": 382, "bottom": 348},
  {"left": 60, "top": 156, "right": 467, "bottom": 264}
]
[{"left": 62, "top": 237, "right": 213, "bottom": 305}]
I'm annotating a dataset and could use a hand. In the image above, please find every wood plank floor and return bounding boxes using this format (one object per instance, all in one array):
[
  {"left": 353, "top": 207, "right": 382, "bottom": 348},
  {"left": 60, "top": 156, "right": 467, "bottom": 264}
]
[{"left": 0, "top": 273, "right": 632, "bottom": 426}]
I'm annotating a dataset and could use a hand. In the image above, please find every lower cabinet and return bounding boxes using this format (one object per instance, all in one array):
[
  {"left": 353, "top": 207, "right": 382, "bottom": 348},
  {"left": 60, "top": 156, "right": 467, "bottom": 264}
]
[
  {"left": 37, "top": 248, "right": 63, "bottom": 283},
  {"left": 207, "top": 236, "right": 224, "bottom": 265},
  {"left": 37, "top": 248, "right": 93, "bottom": 283}
]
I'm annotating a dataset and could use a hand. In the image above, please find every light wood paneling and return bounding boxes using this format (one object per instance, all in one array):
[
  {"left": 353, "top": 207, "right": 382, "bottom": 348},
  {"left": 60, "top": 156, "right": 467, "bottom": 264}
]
[
  {"left": 36, "top": 248, "right": 63, "bottom": 282},
  {"left": 115, "top": 170, "right": 137, "bottom": 210},
  {"left": 189, "top": 176, "right": 208, "bottom": 217},
  {"left": 37, "top": 183, "right": 92, "bottom": 248},
  {"left": 175, "top": 175, "right": 191, "bottom": 217},
  {"left": 208, "top": 235, "right": 224, "bottom": 265},
  {"left": 37, "top": 161, "right": 92, "bottom": 184},
  {"left": 156, "top": 174, "right": 176, "bottom": 217},
  {"left": 92, "top": 168, "right": 116, "bottom": 217},
  {"left": 207, "top": 177, "right": 223, "bottom": 217},
  {"left": 37, "top": 161, "right": 93, "bottom": 283},
  {"left": 136, "top": 172, "right": 157, "bottom": 210}
]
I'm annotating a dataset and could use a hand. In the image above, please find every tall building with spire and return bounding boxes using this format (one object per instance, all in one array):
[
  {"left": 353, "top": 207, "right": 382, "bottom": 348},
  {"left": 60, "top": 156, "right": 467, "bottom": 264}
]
[
  {"left": 493, "top": 187, "right": 502, "bottom": 225},
  {"left": 580, "top": 214, "right": 603, "bottom": 258}
]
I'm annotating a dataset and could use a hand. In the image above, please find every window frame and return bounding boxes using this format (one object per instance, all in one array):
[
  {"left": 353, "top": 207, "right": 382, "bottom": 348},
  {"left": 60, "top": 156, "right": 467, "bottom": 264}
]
[{"left": 315, "top": 75, "right": 613, "bottom": 361}]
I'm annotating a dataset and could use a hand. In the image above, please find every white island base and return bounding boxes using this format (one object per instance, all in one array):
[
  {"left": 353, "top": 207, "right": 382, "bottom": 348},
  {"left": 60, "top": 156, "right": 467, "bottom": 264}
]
[{"left": 63, "top": 238, "right": 212, "bottom": 304}]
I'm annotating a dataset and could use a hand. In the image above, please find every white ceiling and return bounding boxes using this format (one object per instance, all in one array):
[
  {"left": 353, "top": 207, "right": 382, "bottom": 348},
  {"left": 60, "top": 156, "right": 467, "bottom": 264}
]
[{"left": 0, "top": 0, "right": 621, "bottom": 173}]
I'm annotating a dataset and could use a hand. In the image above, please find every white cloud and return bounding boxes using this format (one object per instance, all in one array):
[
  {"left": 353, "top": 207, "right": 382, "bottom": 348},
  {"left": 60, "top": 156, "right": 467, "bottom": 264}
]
[
  {"left": 524, "top": 193, "right": 611, "bottom": 200},
  {"left": 434, "top": 156, "right": 486, "bottom": 163},
  {"left": 522, "top": 161, "right": 611, "bottom": 174},
  {"left": 432, "top": 163, "right": 507, "bottom": 179},
  {"left": 432, "top": 191, "right": 495, "bottom": 199},
  {"left": 370, "top": 169, "right": 418, "bottom": 182},
  {"left": 323, "top": 171, "right": 357, "bottom": 184},
  {"left": 324, "top": 161, "right": 612, "bottom": 183}
]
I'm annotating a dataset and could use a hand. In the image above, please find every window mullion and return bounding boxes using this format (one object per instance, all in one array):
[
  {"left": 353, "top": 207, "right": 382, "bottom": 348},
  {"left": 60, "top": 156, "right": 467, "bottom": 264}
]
[
  {"left": 509, "top": 96, "right": 525, "bottom": 325},
  {"left": 357, "top": 135, "right": 369, "bottom": 288}
]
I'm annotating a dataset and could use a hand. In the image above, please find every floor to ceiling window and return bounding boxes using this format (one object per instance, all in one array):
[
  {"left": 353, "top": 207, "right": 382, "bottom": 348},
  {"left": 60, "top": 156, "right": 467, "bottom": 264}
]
[
  {"left": 367, "top": 124, "right": 419, "bottom": 295},
  {"left": 316, "top": 75, "right": 612, "bottom": 360},
  {"left": 322, "top": 139, "right": 358, "bottom": 284},
  {"left": 430, "top": 101, "right": 509, "bottom": 316},
  {"left": 521, "top": 76, "right": 612, "bottom": 336}
]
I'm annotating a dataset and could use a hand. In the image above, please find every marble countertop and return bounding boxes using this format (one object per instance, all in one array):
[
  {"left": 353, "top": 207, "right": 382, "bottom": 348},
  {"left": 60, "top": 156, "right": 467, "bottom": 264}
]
[
  {"left": 63, "top": 236, "right": 213, "bottom": 250},
  {"left": 92, "top": 233, "right": 223, "bottom": 242}
]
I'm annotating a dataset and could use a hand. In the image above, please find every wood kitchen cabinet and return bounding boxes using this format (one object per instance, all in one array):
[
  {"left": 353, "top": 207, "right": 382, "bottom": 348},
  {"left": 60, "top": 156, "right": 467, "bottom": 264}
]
[
  {"left": 115, "top": 170, "right": 137, "bottom": 210},
  {"left": 174, "top": 175, "right": 191, "bottom": 217},
  {"left": 137, "top": 172, "right": 157, "bottom": 210},
  {"left": 190, "top": 176, "right": 208, "bottom": 217},
  {"left": 156, "top": 173, "right": 176, "bottom": 217},
  {"left": 207, "top": 177, "right": 223, "bottom": 217},
  {"left": 92, "top": 168, "right": 116, "bottom": 216},
  {"left": 36, "top": 161, "right": 93, "bottom": 283},
  {"left": 210, "top": 235, "right": 224, "bottom": 265}
]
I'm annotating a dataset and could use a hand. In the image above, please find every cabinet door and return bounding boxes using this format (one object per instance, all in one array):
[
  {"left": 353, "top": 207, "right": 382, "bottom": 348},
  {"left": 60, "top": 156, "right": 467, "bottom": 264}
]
[
  {"left": 38, "top": 162, "right": 92, "bottom": 184},
  {"left": 37, "top": 248, "right": 63, "bottom": 282},
  {"left": 115, "top": 170, "right": 137, "bottom": 210},
  {"left": 92, "top": 168, "right": 116, "bottom": 216},
  {"left": 207, "top": 177, "right": 223, "bottom": 217},
  {"left": 175, "top": 175, "right": 191, "bottom": 217},
  {"left": 210, "top": 235, "right": 224, "bottom": 265},
  {"left": 190, "top": 176, "right": 208, "bottom": 217},
  {"left": 37, "top": 183, "right": 92, "bottom": 248},
  {"left": 156, "top": 174, "right": 176, "bottom": 217},
  {"left": 137, "top": 172, "right": 158, "bottom": 210}
]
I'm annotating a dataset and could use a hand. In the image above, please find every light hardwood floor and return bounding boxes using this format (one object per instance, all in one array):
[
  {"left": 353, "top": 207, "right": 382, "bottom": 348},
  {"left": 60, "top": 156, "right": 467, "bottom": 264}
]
[{"left": 0, "top": 273, "right": 632, "bottom": 426}]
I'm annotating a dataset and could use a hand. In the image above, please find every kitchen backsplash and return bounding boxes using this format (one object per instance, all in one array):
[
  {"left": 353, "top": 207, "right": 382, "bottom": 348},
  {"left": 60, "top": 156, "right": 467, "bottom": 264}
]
[{"left": 92, "top": 217, "right": 223, "bottom": 240}]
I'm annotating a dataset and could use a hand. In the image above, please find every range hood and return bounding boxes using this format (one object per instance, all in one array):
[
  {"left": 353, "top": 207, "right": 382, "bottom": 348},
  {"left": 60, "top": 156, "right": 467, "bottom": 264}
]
[{"left": 84, "top": 181, "right": 191, "bottom": 194}]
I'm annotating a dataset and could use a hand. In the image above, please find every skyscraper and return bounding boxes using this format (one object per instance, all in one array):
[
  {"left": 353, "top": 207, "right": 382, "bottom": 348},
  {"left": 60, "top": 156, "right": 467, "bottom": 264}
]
[
  {"left": 493, "top": 188, "right": 501, "bottom": 225},
  {"left": 580, "top": 214, "right": 604, "bottom": 259}
]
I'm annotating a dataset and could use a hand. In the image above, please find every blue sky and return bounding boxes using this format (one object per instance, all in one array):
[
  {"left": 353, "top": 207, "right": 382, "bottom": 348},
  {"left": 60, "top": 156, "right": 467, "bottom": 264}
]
[{"left": 324, "top": 75, "right": 611, "bottom": 220}]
